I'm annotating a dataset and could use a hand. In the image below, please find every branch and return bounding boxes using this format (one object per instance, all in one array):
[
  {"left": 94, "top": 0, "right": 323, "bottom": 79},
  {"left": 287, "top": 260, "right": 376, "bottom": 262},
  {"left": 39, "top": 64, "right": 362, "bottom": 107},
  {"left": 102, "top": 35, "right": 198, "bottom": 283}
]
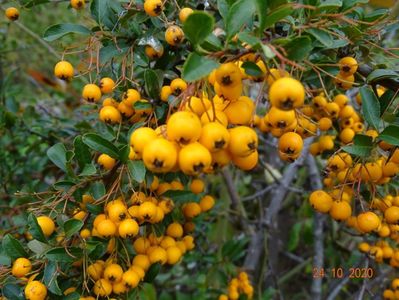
[
  {"left": 306, "top": 155, "right": 326, "bottom": 300},
  {"left": 326, "top": 274, "right": 352, "bottom": 300},
  {"left": 243, "top": 231, "right": 264, "bottom": 273},
  {"left": 222, "top": 168, "right": 240, "bottom": 211},
  {"left": 12, "top": 20, "right": 61, "bottom": 60},
  {"left": 242, "top": 184, "right": 275, "bottom": 201},
  {"left": 355, "top": 258, "right": 369, "bottom": 300},
  {"left": 221, "top": 168, "right": 253, "bottom": 235},
  {"left": 262, "top": 138, "right": 314, "bottom": 289},
  {"left": 264, "top": 139, "right": 313, "bottom": 226}
]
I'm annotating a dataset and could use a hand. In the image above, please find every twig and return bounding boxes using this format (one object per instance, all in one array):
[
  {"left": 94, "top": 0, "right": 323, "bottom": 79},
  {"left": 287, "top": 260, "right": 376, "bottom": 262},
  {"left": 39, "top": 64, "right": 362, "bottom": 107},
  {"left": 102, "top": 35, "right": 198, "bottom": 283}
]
[
  {"left": 12, "top": 20, "right": 61, "bottom": 60},
  {"left": 242, "top": 185, "right": 275, "bottom": 201},
  {"left": 277, "top": 258, "right": 312, "bottom": 285}
]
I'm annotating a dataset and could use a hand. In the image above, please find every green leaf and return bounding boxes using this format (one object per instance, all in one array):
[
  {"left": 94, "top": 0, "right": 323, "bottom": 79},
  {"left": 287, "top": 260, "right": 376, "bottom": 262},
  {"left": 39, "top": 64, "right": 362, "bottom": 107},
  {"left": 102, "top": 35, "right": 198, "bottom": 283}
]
[
  {"left": 64, "top": 219, "right": 84, "bottom": 238},
  {"left": 100, "top": 43, "right": 129, "bottom": 64},
  {"left": 364, "top": 9, "right": 389, "bottom": 22},
  {"left": 262, "top": 44, "right": 276, "bottom": 59},
  {"left": 161, "top": 190, "right": 199, "bottom": 202},
  {"left": 43, "top": 261, "right": 62, "bottom": 295},
  {"left": 342, "top": 0, "right": 368, "bottom": 11},
  {"left": 287, "top": 223, "right": 302, "bottom": 251},
  {"left": 47, "top": 143, "right": 67, "bottom": 171},
  {"left": 262, "top": 5, "right": 293, "bottom": 29},
  {"left": 182, "top": 53, "right": 219, "bottom": 82},
  {"left": 53, "top": 180, "right": 75, "bottom": 191},
  {"left": 82, "top": 133, "right": 120, "bottom": 159},
  {"left": 27, "top": 240, "right": 51, "bottom": 256},
  {"left": 144, "top": 69, "right": 162, "bottom": 100},
  {"left": 2, "top": 234, "right": 28, "bottom": 260},
  {"left": 360, "top": 86, "right": 381, "bottom": 129},
  {"left": 217, "top": 0, "right": 230, "bottom": 20},
  {"left": 0, "top": 254, "right": 11, "bottom": 266},
  {"left": 2, "top": 284, "right": 24, "bottom": 300},
  {"left": 342, "top": 134, "right": 373, "bottom": 157},
  {"left": 237, "top": 32, "right": 261, "bottom": 47},
  {"left": 380, "top": 90, "right": 398, "bottom": 116},
  {"left": 65, "top": 292, "right": 81, "bottom": 300},
  {"left": 306, "top": 28, "right": 334, "bottom": 47},
  {"left": 254, "top": 0, "right": 268, "bottom": 33},
  {"left": 134, "top": 101, "right": 153, "bottom": 110},
  {"left": 45, "top": 247, "right": 83, "bottom": 262},
  {"left": 90, "top": 181, "right": 106, "bottom": 199},
  {"left": 90, "top": 0, "right": 122, "bottom": 29},
  {"left": 226, "top": 0, "right": 256, "bottom": 39},
  {"left": 28, "top": 213, "right": 47, "bottom": 243},
  {"left": 353, "top": 134, "right": 373, "bottom": 146},
  {"left": 379, "top": 126, "right": 399, "bottom": 146},
  {"left": 79, "top": 163, "right": 97, "bottom": 176},
  {"left": 43, "top": 24, "right": 91, "bottom": 42},
  {"left": 283, "top": 36, "right": 313, "bottom": 61},
  {"left": 74, "top": 136, "right": 92, "bottom": 169},
  {"left": 87, "top": 240, "right": 107, "bottom": 259},
  {"left": 127, "top": 160, "right": 146, "bottom": 183},
  {"left": 118, "top": 145, "right": 130, "bottom": 163},
  {"left": 144, "top": 263, "right": 161, "bottom": 282},
  {"left": 86, "top": 203, "right": 103, "bottom": 214},
  {"left": 221, "top": 239, "right": 248, "bottom": 262},
  {"left": 155, "top": 103, "right": 168, "bottom": 120},
  {"left": 342, "top": 145, "right": 372, "bottom": 157},
  {"left": 318, "top": 0, "right": 343, "bottom": 9},
  {"left": 367, "top": 69, "right": 399, "bottom": 84},
  {"left": 200, "top": 34, "right": 223, "bottom": 52},
  {"left": 183, "top": 12, "right": 215, "bottom": 46},
  {"left": 139, "top": 283, "right": 157, "bottom": 300},
  {"left": 241, "top": 61, "right": 264, "bottom": 77}
]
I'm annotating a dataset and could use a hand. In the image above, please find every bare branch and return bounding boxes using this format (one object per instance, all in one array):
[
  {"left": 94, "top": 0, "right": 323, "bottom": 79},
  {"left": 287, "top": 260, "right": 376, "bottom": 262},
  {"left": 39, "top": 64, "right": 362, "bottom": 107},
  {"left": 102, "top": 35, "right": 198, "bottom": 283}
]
[
  {"left": 307, "top": 155, "right": 326, "bottom": 300},
  {"left": 262, "top": 139, "right": 314, "bottom": 289},
  {"left": 355, "top": 258, "right": 369, "bottom": 300},
  {"left": 221, "top": 168, "right": 254, "bottom": 235}
]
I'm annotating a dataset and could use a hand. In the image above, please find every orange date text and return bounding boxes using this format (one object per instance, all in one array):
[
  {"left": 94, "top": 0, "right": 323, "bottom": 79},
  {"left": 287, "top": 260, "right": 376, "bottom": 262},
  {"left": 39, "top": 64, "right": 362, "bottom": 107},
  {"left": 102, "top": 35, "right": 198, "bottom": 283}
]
[{"left": 312, "top": 267, "right": 374, "bottom": 279}]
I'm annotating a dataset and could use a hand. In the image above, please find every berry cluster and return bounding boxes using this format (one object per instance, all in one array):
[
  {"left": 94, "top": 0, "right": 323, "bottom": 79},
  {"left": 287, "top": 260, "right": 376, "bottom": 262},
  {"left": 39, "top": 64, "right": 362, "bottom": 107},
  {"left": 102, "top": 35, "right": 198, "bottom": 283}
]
[{"left": 218, "top": 271, "right": 254, "bottom": 300}]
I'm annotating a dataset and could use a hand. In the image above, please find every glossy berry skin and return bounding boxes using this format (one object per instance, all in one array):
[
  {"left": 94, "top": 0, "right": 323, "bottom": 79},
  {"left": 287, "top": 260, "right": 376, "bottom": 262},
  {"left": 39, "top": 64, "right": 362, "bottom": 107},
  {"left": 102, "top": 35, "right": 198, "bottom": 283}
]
[
  {"left": 70, "top": 0, "right": 85, "bottom": 10},
  {"left": 165, "top": 25, "right": 184, "bottom": 46},
  {"left": 357, "top": 211, "right": 380, "bottom": 233},
  {"left": 99, "top": 77, "right": 115, "bottom": 94},
  {"left": 12, "top": 258, "right": 32, "bottom": 278},
  {"left": 82, "top": 84, "right": 102, "bottom": 102},
  {"left": 54, "top": 61, "right": 74, "bottom": 80},
  {"left": 37, "top": 216, "right": 55, "bottom": 237},
  {"left": 5, "top": 7, "right": 19, "bottom": 21},
  {"left": 269, "top": 78, "right": 305, "bottom": 110},
  {"left": 339, "top": 57, "right": 358, "bottom": 76},
  {"left": 179, "top": 7, "right": 193, "bottom": 22},
  {"left": 24, "top": 281, "right": 47, "bottom": 300},
  {"left": 309, "top": 190, "right": 333, "bottom": 213},
  {"left": 144, "top": 0, "right": 163, "bottom": 17}
]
